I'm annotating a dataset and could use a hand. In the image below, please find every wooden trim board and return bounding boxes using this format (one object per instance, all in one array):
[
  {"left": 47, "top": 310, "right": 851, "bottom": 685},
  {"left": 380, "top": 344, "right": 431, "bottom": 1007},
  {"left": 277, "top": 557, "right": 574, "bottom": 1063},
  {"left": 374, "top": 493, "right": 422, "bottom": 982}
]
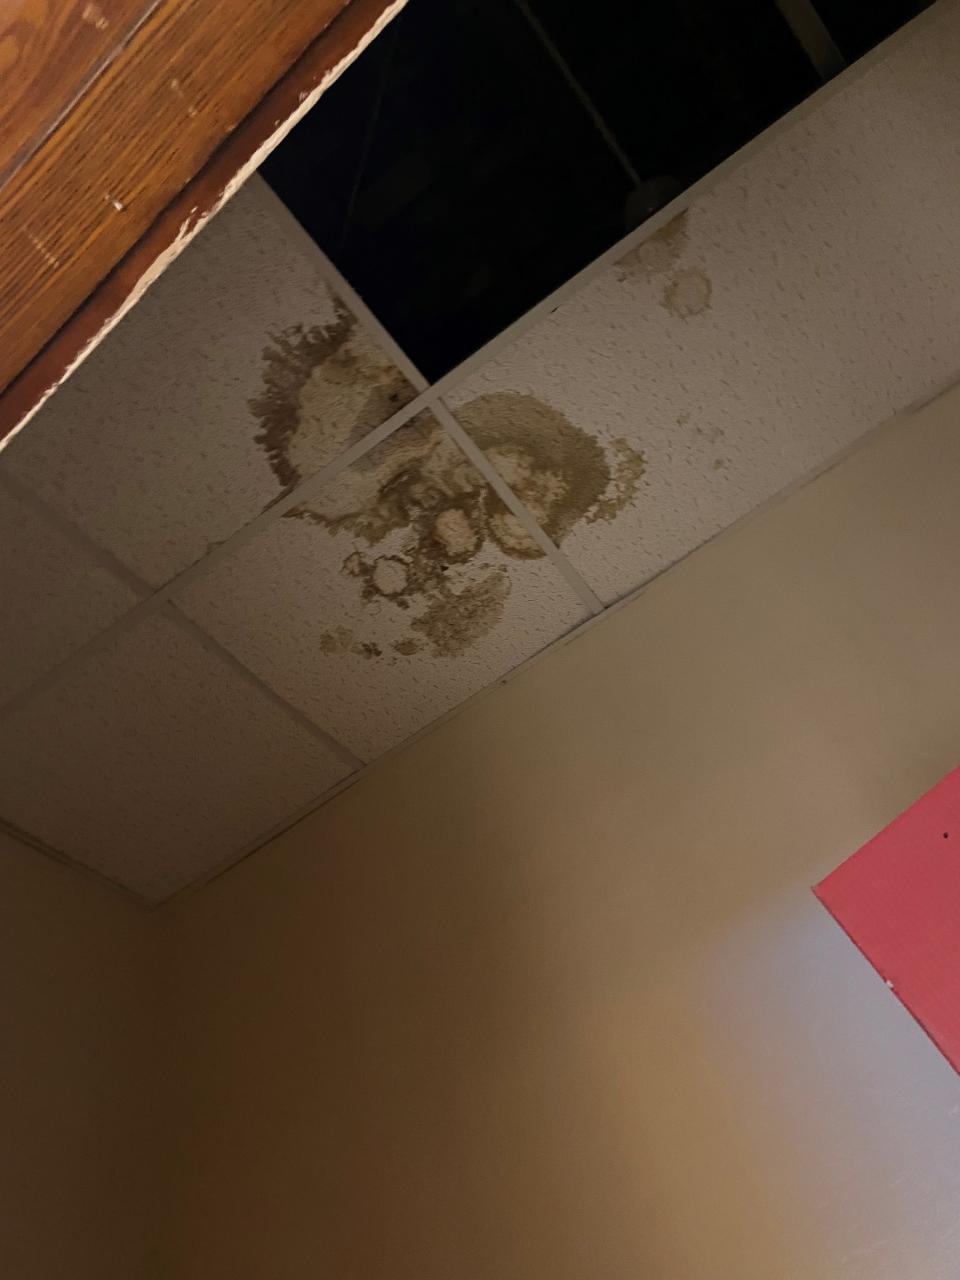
[
  {"left": 0, "top": 0, "right": 160, "bottom": 184},
  {"left": 0, "top": 0, "right": 406, "bottom": 441}
]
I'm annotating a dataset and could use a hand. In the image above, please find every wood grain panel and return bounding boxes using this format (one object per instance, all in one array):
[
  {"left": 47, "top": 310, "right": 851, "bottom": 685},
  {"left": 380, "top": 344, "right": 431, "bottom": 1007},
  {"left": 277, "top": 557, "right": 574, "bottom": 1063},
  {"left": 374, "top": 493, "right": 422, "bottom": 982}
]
[
  {"left": 0, "top": 0, "right": 355, "bottom": 395},
  {"left": 0, "top": 0, "right": 158, "bottom": 183},
  {"left": 0, "top": 0, "right": 406, "bottom": 445}
]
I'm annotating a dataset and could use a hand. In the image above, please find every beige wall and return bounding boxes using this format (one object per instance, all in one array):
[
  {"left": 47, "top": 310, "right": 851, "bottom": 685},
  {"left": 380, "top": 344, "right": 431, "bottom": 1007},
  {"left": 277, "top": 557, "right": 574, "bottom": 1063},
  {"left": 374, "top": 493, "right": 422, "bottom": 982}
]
[
  {"left": 160, "top": 384, "right": 960, "bottom": 1278},
  {"left": 0, "top": 833, "right": 159, "bottom": 1278}
]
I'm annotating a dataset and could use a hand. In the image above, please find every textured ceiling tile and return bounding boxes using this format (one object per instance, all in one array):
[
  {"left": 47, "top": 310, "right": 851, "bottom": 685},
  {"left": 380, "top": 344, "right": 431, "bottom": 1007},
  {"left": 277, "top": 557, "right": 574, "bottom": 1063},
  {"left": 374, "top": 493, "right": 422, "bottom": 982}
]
[
  {"left": 0, "top": 614, "right": 352, "bottom": 901},
  {"left": 0, "top": 481, "right": 141, "bottom": 706},
  {"left": 176, "top": 416, "right": 588, "bottom": 760},
  {"left": 1, "top": 177, "right": 416, "bottom": 587},
  {"left": 446, "top": 5, "right": 960, "bottom": 603}
]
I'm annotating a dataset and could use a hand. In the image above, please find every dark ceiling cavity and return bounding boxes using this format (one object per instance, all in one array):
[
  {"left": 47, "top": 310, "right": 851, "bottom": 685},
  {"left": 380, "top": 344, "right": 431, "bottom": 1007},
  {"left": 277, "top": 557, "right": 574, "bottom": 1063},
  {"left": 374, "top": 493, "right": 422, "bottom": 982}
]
[
  {"left": 803, "top": 0, "right": 931, "bottom": 58},
  {"left": 262, "top": 0, "right": 933, "bottom": 381}
]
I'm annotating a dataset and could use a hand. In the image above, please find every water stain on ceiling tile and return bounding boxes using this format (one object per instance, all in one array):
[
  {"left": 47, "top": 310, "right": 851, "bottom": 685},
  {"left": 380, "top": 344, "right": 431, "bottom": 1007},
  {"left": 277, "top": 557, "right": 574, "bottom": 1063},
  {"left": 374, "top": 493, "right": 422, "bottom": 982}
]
[
  {"left": 252, "top": 302, "right": 416, "bottom": 491},
  {"left": 454, "top": 393, "right": 644, "bottom": 543},
  {"left": 616, "top": 211, "right": 689, "bottom": 282},
  {"left": 445, "top": 391, "right": 647, "bottom": 545},
  {"left": 175, "top": 420, "right": 587, "bottom": 759},
  {"left": 448, "top": 5, "right": 960, "bottom": 606},
  {"left": 0, "top": 179, "right": 414, "bottom": 586},
  {"left": 617, "top": 210, "right": 713, "bottom": 319},
  {"left": 316, "top": 625, "right": 383, "bottom": 659},
  {"left": 289, "top": 389, "right": 650, "bottom": 555},
  {"left": 289, "top": 414, "right": 529, "bottom": 658},
  {"left": 265, "top": 391, "right": 643, "bottom": 657},
  {"left": 661, "top": 268, "right": 713, "bottom": 320}
]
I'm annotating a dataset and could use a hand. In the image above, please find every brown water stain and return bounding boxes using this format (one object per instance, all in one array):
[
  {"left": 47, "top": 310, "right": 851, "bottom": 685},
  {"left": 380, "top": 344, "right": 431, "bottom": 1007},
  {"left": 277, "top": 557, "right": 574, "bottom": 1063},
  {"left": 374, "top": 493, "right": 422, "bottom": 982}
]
[
  {"left": 251, "top": 301, "right": 414, "bottom": 490},
  {"left": 617, "top": 210, "right": 714, "bottom": 321},
  {"left": 458, "top": 393, "right": 619, "bottom": 552},
  {"left": 285, "top": 412, "right": 520, "bottom": 657},
  {"left": 338, "top": 541, "right": 509, "bottom": 660},
  {"left": 317, "top": 626, "right": 382, "bottom": 659},
  {"left": 617, "top": 211, "right": 688, "bottom": 282},
  {"left": 661, "top": 268, "right": 712, "bottom": 319},
  {"left": 588, "top": 437, "right": 647, "bottom": 523},
  {"left": 256, "top": 366, "right": 645, "bottom": 656},
  {"left": 411, "top": 568, "right": 511, "bottom": 658}
]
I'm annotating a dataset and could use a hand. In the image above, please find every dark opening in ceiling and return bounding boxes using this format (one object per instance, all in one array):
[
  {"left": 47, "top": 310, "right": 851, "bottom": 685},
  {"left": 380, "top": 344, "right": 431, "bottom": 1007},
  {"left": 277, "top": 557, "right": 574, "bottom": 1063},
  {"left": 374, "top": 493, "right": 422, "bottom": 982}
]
[
  {"left": 808, "top": 0, "right": 931, "bottom": 58},
  {"left": 262, "top": 0, "right": 933, "bottom": 381}
]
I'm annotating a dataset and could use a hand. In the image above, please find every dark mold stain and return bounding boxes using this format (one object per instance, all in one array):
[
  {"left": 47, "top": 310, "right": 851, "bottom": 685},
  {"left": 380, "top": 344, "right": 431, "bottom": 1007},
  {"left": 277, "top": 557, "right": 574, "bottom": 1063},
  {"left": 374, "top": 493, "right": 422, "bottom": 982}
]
[
  {"left": 251, "top": 301, "right": 415, "bottom": 491},
  {"left": 255, "top": 360, "right": 645, "bottom": 657}
]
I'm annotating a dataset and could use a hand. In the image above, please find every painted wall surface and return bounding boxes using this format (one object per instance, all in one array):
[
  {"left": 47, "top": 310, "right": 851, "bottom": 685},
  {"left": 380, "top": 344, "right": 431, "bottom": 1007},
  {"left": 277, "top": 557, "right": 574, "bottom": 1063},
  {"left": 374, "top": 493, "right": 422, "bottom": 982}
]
[
  {"left": 0, "top": 834, "right": 159, "bottom": 1278},
  {"left": 161, "top": 384, "right": 960, "bottom": 1278}
]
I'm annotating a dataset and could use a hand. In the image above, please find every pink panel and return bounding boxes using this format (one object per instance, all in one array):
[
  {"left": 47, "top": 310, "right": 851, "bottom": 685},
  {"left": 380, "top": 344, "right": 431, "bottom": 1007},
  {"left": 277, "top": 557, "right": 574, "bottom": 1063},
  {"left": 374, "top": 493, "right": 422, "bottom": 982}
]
[{"left": 815, "top": 767, "right": 960, "bottom": 1074}]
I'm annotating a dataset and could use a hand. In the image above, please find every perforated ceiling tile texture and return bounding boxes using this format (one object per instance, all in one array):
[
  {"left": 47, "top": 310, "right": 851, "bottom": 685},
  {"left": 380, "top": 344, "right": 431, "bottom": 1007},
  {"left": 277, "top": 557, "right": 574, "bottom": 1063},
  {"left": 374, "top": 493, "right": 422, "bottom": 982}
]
[
  {"left": 0, "top": 178, "right": 417, "bottom": 588},
  {"left": 445, "top": 2, "right": 960, "bottom": 604},
  {"left": 0, "top": 613, "right": 353, "bottom": 901},
  {"left": 0, "top": 479, "right": 142, "bottom": 707},
  {"left": 176, "top": 415, "right": 589, "bottom": 760}
]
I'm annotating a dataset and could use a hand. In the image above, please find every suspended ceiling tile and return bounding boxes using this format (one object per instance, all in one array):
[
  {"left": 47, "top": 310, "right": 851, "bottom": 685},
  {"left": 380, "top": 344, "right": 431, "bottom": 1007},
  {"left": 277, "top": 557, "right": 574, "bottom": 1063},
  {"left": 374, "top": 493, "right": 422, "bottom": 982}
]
[
  {"left": 0, "top": 480, "right": 142, "bottom": 707},
  {"left": 176, "top": 416, "right": 588, "bottom": 760},
  {"left": 0, "top": 613, "right": 353, "bottom": 902},
  {"left": 445, "top": 6, "right": 960, "bottom": 604},
  {"left": 1, "top": 177, "right": 416, "bottom": 588}
]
